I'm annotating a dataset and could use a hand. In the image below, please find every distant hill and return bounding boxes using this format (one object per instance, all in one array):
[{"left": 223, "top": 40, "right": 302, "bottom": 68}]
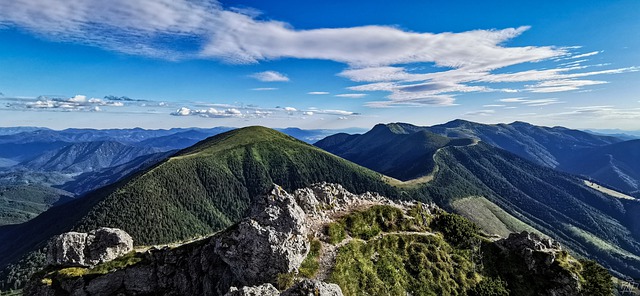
[
  {"left": 559, "top": 139, "right": 640, "bottom": 197},
  {"left": 316, "top": 123, "right": 474, "bottom": 180},
  {"left": 0, "top": 184, "right": 74, "bottom": 226},
  {"left": 58, "top": 150, "right": 177, "bottom": 196},
  {"left": 427, "top": 120, "right": 621, "bottom": 168},
  {"left": 316, "top": 122, "right": 640, "bottom": 278},
  {"left": 19, "top": 141, "right": 161, "bottom": 174}
]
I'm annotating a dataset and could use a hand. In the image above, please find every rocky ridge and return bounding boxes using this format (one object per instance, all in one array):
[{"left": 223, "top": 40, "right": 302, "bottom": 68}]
[
  {"left": 26, "top": 183, "right": 382, "bottom": 296},
  {"left": 26, "top": 183, "right": 591, "bottom": 296}
]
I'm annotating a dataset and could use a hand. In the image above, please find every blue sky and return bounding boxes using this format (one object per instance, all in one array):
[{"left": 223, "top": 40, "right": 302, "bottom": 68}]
[{"left": 0, "top": 0, "right": 639, "bottom": 130}]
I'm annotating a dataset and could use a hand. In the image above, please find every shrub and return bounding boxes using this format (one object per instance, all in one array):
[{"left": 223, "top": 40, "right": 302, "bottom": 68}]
[
  {"left": 579, "top": 260, "right": 613, "bottom": 296},
  {"left": 431, "top": 212, "right": 479, "bottom": 249}
]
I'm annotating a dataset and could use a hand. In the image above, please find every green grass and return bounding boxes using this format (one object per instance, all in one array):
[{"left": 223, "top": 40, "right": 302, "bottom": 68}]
[
  {"left": 450, "top": 196, "right": 541, "bottom": 238},
  {"left": 330, "top": 234, "right": 478, "bottom": 296},
  {"left": 87, "top": 251, "right": 144, "bottom": 275},
  {"left": 299, "top": 239, "right": 321, "bottom": 278}
]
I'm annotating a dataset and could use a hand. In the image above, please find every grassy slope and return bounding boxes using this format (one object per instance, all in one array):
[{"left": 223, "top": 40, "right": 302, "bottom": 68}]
[{"left": 450, "top": 196, "right": 540, "bottom": 238}]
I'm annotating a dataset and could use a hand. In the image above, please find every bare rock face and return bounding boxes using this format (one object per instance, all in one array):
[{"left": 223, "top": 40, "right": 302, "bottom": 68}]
[
  {"left": 47, "top": 227, "right": 133, "bottom": 268},
  {"left": 496, "top": 231, "right": 561, "bottom": 270},
  {"left": 225, "top": 283, "right": 280, "bottom": 296},
  {"left": 215, "top": 185, "right": 310, "bottom": 286},
  {"left": 493, "top": 231, "right": 581, "bottom": 296},
  {"left": 281, "top": 279, "right": 344, "bottom": 296}
]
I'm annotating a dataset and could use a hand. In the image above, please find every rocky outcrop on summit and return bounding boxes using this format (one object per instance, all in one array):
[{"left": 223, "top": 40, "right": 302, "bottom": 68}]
[
  {"left": 487, "top": 231, "right": 582, "bottom": 296},
  {"left": 47, "top": 227, "right": 133, "bottom": 268},
  {"left": 215, "top": 185, "right": 310, "bottom": 285},
  {"left": 25, "top": 185, "right": 335, "bottom": 296}
]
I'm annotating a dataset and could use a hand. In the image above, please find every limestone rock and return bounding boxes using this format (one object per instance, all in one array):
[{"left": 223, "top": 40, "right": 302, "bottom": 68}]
[
  {"left": 47, "top": 227, "right": 133, "bottom": 268},
  {"left": 215, "top": 185, "right": 310, "bottom": 285},
  {"left": 281, "top": 279, "right": 344, "bottom": 296},
  {"left": 47, "top": 232, "right": 90, "bottom": 267},
  {"left": 225, "top": 283, "right": 279, "bottom": 296}
]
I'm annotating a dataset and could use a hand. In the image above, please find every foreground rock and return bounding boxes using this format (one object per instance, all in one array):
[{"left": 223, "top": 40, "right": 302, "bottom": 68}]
[
  {"left": 488, "top": 231, "right": 582, "bottom": 296},
  {"left": 47, "top": 227, "right": 133, "bottom": 268},
  {"left": 215, "top": 185, "right": 310, "bottom": 285}
]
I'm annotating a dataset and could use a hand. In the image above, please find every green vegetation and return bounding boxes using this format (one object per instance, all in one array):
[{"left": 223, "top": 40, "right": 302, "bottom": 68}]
[
  {"left": 580, "top": 260, "right": 614, "bottom": 296},
  {"left": 87, "top": 251, "right": 144, "bottom": 275},
  {"left": 328, "top": 205, "right": 481, "bottom": 296},
  {"left": 0, "top": 185, "right": 73, "bottom": 225},
  {"left": 467, "top": 277, "right": 509, "bottom": 296},
  {"left": 298, "top": 239, "right": 321, "bottom": 278},
  {"left": 450, "top": 196, "right": 540, "bottom": 237},
  {"left": 431, "top": 212, "right": 479, "bottom": 249},
  {"left": 326, "top": 222, "right": 346, "bottom": 245},
  {"left": 331, "top": 234, "right": 478, "bottom": 296}
]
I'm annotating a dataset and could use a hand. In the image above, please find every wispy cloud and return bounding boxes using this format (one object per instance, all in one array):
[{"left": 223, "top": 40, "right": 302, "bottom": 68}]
[
  {"left": 335, "top": 93, "right": 367, "bottom": 98},
  {"left": 5, "top": 95, "right": 126, "bottom": 112},
  {"left": 499, "top": 97, "right": 563, "bottom": 106},
  {"left": 251, "top": 87, "right": 278, "bottom": 91},
  {"left": 249, "top": 71, "right": 289, "bottom": 82},
  {"left": 464, "top": 109, "right": 495, "bottom": 116},
  {"left": 307, "top": 91, "right": 329, "bottom": 95}
]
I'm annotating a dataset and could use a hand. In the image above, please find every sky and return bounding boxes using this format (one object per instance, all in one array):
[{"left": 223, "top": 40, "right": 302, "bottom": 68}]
[{"left": 0, "top": 0, "right": 639, "bottom": 130}]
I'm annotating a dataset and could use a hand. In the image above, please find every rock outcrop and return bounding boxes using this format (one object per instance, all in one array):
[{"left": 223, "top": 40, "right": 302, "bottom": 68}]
[
  {"left": 281, "top": 279, "right": 343, "bottom": 296},
  {"left": 215, "top": 185, "right": 310, "bottom": 285},
  {"left": 225, "top": 283, "right": 279, "bottom": 296},
  {"left": 47, "top": 227, "right": 133, "bottom": 268},
  {"left": 490, "top": 231, "right": 581, "bottom": 296},
  {"left": 25, "top": 185, "right": 332, "bottom": 296}
]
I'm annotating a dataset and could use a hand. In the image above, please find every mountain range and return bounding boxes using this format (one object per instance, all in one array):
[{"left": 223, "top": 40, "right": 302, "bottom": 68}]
[{"left": 0, "top": 121, "right": 638, "bottom": 293}]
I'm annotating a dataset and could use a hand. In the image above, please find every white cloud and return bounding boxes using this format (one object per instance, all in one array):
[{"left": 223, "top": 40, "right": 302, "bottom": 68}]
[
  {"left": 171, "top": 107, "right": 192, "bottom": 116},
  {"left": 171, "top": 107, "right": 244, "bottom": 118},
  {"left": 464, "top": 109, "right": 495, "bottom": 116},
  {"left": 251, "top": 87, "right": 278, "bottom": 91},
  {"left": 307, "top": 91, "right": 329, "bottom": 95},
  {"left": 283, "top": 107, "right": 297, "bottom": 112},
  {"left": 525, "top": 79, "right": 608, "bottom": 93},
  {"left": 499, "top": 97, "right": 563, "bottom": 106},
  {"left": 249, "top": 71, "right": 289, "bottom": 82},
  {"left": 22, "top": 95, "right": 126, "bottom": 111},
  {"left": 568, "top": 51, "right": 601, "bottom": 60},
  {"left": 483, "top": 104, "right": 506, "bottom": 107},
  {"left": 335, "top": 93, "right": 367, "bottom": 98},
  {"left": 302, "top": 111, "right": 314, "bottom": 116}
]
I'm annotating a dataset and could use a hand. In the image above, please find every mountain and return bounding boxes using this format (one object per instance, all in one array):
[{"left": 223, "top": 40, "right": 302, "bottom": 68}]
[
  {"left": 316, "top": 122, "right": 640, "bottom": 278},
  {"left": 316, "top": 123, "right": 474, "bottom": 181},
  {"left": 0, "top": 185, "right": 74, "bottom": 226},
  {"left": 0, "top": 127, "right": 400, "bottom": 289},
  {"left": 58, "top": 150, "right": 177, "bottom": 196},
  {"left": 427, "top": 120, "right": 621, "bottom": 168},
  {"left": 559, "top": 139, "right": 640, "bottom": 197},
  {"left": 19, "top": 141, "right": 161, "bottom": 174}
]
